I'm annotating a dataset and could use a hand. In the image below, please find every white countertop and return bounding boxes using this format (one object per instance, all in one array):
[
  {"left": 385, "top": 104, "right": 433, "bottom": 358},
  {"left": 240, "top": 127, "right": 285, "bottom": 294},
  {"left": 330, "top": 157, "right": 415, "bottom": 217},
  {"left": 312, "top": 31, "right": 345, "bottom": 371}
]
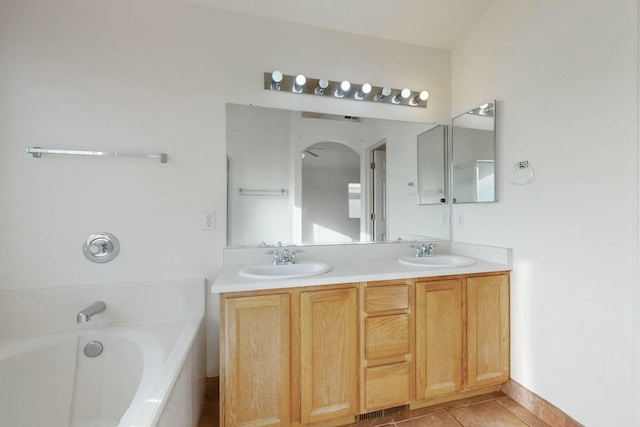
[{"left": 212, "top": 242, "right": 511, "bottom": 293}]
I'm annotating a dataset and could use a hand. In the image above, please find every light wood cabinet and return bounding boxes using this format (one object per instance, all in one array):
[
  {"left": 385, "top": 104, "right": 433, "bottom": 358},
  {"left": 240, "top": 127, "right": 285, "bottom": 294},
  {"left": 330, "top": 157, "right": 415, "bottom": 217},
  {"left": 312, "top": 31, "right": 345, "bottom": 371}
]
[
  {"left": 414, "top": 272, "right": 510, "bottom": 404},
  {"left": 415, "top": 278, "right": 463, "bottom": 400},
  {"left": 300, "top": 288, "right": 358, "bottom": 424},
  {"left": 466, "top": 274, "right": 510, "bottom": 388},
  {"left": 220, "top": 271, "right": 509, "bottom": 425},
  {"left": 221, "top": 294, "right": 290, "bottom": 427},
  {"left": 360, "top": 281, "right": 412, "bottom": 412},
  {"left": 221, "top": 284, "right": 359, "bottom": 427}
]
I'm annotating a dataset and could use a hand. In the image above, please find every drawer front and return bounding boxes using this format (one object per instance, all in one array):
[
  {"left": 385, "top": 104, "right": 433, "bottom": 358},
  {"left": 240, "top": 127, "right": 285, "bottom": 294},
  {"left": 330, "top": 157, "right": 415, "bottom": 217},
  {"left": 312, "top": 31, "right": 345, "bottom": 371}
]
[
  {"left": 364, "top": 362, "right": 410, "bottom": 411},
  {"left": 365, "top": 314, "right": 409, "bottom": 361},
  {"left": 365, "top": 285, "right": 409, "bottom": 313}
]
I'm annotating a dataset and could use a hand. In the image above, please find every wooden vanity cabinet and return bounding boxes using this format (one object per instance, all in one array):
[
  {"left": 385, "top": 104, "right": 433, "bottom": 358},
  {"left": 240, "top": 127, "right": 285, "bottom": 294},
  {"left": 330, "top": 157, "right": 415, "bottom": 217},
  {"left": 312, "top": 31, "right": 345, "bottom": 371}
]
[
  {"left": 220, "top": 284, "right": 359, "bottom": 427},
  {"left": 300, "top": 287, "right": 358, "bottom": 424},
  {"left": 415, "top": 278, "right": 463, "bottom": 400},
  {"left": 221, "top": 293, "right": 291, "bottom": 426},
  {"left": 466, "top": 274, "right": 510, "bottom": 388},
  {"left": 413, "top": 272, "right": 510, "bottom": 406},
  {"left": 220, "top": 272, "right": 509, "bottom": 426},
  {"left": 360, "top": 280, "right": 411, "bottom": 412}
]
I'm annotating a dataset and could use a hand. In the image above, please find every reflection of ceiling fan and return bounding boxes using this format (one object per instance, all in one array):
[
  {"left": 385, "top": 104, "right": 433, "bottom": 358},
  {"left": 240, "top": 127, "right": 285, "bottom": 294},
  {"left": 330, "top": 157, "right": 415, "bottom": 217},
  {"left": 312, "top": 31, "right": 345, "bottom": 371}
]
[{"left": 302, "top": 147, "right": 325, "bottom": 158}]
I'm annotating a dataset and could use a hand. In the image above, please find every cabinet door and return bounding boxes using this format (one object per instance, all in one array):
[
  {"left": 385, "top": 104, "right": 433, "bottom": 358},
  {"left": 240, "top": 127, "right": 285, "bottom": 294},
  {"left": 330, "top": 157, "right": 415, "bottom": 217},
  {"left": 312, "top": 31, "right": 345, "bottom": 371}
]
[
  {"left": 223, "top": 294, "right": 290, "bottom": 427},
  {"left": 300, "top": 288, "right": 358, "bottom": 424},
  {"left": 466, "top": 274, "right": 510, "bottom": 388},
  {"left": 415, "top": 279, "right": 462, "bottom": 400}
]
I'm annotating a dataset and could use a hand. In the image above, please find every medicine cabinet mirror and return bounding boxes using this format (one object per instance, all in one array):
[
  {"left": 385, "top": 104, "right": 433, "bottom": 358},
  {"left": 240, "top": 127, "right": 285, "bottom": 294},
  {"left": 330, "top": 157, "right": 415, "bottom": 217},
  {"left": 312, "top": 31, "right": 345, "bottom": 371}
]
[
  {"left": 451, "top": 101, "right": 496, "bottom": 203},
  {"left": 226, "top": 103, "right": 451, "bottom": 247}
]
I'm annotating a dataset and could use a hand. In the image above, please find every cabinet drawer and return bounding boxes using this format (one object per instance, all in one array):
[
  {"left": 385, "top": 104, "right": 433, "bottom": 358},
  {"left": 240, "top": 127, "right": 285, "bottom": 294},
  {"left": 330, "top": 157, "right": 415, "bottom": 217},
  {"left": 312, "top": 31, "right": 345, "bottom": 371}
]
[
  {"left": 365, "top": 285, "right": 409, "bottom": 313},
  {"left": 364, "top": 362, "right": 410, "bottom": 411},
  {"left": 365, "top": 314, "right": 409, "bottom": 361}
]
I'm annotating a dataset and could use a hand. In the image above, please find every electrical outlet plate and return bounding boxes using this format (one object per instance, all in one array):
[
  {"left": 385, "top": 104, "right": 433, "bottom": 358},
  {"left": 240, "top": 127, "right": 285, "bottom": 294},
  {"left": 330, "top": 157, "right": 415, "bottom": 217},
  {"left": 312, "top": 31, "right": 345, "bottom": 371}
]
[{"left": 202, "top": 210, "right": 215, "bottom": 230}]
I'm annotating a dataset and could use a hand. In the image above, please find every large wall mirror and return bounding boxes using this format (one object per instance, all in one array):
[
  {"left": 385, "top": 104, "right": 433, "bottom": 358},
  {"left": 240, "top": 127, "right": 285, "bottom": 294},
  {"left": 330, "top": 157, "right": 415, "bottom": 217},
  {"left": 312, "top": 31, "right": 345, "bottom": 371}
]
[
  {"left": 226, "top": 103, "right": 451, "bottom": 247},
  {"left": 417, "top": 125, "right": 448, "bottom": 205},
  {"left": 451, "top": 101, "right": 496, "bottom": 203}
]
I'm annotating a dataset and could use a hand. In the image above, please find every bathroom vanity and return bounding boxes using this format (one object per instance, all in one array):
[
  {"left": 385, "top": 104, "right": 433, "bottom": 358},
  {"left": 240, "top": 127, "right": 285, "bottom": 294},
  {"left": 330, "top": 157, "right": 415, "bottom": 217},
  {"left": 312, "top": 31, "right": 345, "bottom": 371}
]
[{"left": 213, "top": 243, "right": 511, "bottom": 426}]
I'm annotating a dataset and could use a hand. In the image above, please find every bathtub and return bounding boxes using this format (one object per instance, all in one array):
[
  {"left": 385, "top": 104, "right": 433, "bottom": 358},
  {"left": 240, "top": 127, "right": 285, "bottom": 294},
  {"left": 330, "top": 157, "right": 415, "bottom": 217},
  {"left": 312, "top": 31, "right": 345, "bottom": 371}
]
[{"left": 0, "top": 279, "right": 206, "bottom": 427}]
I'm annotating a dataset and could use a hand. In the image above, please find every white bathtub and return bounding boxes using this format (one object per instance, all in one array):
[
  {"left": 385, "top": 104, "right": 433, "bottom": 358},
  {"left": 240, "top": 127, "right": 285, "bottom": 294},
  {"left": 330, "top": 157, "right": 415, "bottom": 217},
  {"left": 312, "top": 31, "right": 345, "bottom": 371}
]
[{"left": 0, "top": 279, "right": 206, "bottom": 427}]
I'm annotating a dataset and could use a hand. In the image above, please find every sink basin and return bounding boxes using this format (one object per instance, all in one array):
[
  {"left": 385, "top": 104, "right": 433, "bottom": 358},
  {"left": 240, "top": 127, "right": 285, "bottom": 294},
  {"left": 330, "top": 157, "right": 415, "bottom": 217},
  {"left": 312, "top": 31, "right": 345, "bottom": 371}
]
[
  {"left": 239, "top": 262, "right": 332, "bottom": 279},
  {"left": 398, "top": 255, "right": 476, "bottom": 268}
]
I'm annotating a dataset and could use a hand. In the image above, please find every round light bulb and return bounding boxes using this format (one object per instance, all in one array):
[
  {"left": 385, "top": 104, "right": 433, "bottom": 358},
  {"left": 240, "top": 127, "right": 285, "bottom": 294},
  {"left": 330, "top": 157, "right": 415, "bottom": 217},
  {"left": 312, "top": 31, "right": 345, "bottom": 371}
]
[
  {"left": 419, "top": 90, "right": 429, "bottom": 101},
  {"left": 295, "top": 74, "right": 306, "bottom": 86},
  {"left": 374, "top": 87, "right": 392, "bottom": 101},
  {"left": 271, "top": 70, "right": 283, "bottom": 83},
  {"left": 400, "top": 88, "right": 411, "bottom": 99},
  {"left": 361, "top": 83, "right": 372, "bottom": 94},
  {"left": 315, "top": 78, "right": 329, "bottom": 95},
  {"left": 340, "top": 80, "right": 351, "bottom": 92}
]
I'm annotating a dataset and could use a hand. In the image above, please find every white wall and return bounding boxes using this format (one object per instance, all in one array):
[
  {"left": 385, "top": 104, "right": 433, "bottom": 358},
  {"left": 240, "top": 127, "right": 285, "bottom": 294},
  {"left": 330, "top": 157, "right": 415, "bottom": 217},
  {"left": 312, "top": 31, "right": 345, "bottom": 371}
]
[
  {"left": 451, "top": 1, "right": 638, "bottom": 425},
  {"left": 0, "top": 0, "right": 451, "bottom": 377}
]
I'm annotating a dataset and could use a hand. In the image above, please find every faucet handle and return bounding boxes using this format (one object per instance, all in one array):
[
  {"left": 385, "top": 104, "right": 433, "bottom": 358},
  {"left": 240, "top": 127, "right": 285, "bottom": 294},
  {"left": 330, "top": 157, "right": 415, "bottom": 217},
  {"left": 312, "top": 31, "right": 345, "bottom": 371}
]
[
  {"left": 424, "top": 243, "right": 438, "bottom": 256},
  {"left": 265, "top": 250, "right": 280, "bottom": 264},
  {"left": 411, "top": 244, "right": 422, "bottom": 257},
  {"left": 290, "top": 249, "right": 304, "bottom": 263}
]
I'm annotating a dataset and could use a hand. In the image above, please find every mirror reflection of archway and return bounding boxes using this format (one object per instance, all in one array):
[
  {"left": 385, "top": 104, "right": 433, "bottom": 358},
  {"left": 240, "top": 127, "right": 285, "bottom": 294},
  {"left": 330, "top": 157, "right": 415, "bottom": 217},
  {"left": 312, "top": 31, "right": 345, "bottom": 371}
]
[{"left": 301, "top": 141, "right": 360, "bottom": 243}]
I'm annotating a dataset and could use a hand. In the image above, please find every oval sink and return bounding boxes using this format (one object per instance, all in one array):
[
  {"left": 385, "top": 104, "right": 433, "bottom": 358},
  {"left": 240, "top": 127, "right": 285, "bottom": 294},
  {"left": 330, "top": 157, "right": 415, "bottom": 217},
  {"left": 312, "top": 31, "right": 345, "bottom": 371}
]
[
  {"left": 239, "top": 262, "right": 332, "bottom": 279},
  {"left": 398, "top": 255, "right": 476, "bottom": 268}
]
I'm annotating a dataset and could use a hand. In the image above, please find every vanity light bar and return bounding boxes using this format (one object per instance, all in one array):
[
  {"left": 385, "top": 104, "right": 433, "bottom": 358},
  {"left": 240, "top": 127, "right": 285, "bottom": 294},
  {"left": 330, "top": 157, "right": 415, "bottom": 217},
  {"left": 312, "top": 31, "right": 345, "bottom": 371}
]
[{"left": 263, "top": 71, "right": 429, "bottom": 108}]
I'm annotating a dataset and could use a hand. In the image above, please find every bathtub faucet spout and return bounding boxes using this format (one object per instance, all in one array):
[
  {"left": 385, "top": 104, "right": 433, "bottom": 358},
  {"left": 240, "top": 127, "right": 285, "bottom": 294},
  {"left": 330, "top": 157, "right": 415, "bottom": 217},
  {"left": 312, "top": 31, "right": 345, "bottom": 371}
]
[{"left": 77, "top": 301, "right": 106, "bottom": 323}]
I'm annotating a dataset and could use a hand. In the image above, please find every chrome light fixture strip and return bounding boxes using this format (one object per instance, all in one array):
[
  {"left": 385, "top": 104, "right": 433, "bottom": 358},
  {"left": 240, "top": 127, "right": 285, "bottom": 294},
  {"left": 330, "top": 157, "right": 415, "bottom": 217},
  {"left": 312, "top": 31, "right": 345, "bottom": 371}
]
[{"left": 263, "top": 72, "right": 428, "bottom": 108}]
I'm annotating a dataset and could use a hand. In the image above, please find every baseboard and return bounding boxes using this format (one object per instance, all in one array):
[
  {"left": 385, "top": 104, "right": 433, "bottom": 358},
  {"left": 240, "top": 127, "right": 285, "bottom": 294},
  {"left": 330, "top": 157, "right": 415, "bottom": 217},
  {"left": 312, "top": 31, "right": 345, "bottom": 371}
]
[{"left": 500, "top": 379, "right": 583, "bottom": 427}]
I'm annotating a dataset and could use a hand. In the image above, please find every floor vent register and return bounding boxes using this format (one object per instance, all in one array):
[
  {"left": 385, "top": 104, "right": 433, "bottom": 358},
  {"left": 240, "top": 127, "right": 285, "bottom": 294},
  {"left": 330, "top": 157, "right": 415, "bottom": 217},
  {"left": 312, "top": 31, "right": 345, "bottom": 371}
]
[{"left": 358, "top": 405, "right": 409, "bottom": 421}]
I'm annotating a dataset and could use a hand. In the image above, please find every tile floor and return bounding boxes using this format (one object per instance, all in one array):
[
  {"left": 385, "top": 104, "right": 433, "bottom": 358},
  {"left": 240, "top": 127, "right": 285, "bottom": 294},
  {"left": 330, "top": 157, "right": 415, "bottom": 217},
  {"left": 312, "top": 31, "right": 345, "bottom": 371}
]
[{"left": 198, "top": 382, "right": 551, "bottom": 427}]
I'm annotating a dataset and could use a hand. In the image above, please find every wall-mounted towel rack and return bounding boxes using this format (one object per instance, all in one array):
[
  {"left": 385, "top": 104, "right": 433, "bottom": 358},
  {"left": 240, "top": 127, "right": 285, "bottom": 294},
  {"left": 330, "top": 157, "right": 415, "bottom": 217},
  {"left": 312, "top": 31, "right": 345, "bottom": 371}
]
[
  {"left": 238, "top": 188, "right": 287, "bottom": 197},
  {"left": 26, "top": 147, "right": 168, "bottom": 163}
]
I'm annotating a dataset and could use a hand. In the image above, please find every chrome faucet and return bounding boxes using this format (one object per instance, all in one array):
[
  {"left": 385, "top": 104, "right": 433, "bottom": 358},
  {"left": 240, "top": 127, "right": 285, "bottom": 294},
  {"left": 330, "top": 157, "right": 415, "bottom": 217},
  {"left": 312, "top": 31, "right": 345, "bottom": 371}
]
[
  {"left": 413, "top": 243, "right": 438, "bottom": 257},
  {"left": 77, "top": 301, "right": 106, "bottom": 323},
  {"left": 266, "top": 248, "right": 304, "bottom": 265}
]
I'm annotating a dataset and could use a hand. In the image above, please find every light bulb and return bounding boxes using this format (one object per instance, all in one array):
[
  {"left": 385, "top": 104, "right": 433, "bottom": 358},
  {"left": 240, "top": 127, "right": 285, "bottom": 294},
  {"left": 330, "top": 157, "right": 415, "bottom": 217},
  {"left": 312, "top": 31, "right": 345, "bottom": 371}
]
[
  {"left": 411, "top": 90, "right": 430, "bottom": 105},
  {"left": 314, "top": 79, "right": 329, "bottom": 95},
  {"left": 335, "top": 80, "right": 351, "bottom": 98},
  {"left": 393, "top": 88, "right": 412, "bottom": 104},
  {"left": 374, "top": 87, "right": 392, "bottom": 101},
  {"left": 355, "top": 83, "right": 372, "bottom": 100},
  {"left": 270, "top": 70, "right": 283, "bottom": 90},
  {"left": 293, "top": 74, "right": 306, "bottom": 92}
]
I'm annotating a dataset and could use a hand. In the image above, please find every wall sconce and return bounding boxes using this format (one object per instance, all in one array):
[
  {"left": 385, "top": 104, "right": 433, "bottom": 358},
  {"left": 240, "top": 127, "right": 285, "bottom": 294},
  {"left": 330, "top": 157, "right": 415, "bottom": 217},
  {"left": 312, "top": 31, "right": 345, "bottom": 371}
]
[{"left": 263, "top": 71, "right": 429, "bottom": 108}]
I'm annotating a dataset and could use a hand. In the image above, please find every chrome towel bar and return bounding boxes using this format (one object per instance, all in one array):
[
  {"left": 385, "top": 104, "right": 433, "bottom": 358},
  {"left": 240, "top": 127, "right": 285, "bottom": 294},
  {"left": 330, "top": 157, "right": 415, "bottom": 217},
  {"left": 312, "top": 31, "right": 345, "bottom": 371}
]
[
  {"left": 26, "top": 147, "right": 168, "bottom": 163},
  {"left": 238, "top": 188, "right": 287, "bottom": 196}
]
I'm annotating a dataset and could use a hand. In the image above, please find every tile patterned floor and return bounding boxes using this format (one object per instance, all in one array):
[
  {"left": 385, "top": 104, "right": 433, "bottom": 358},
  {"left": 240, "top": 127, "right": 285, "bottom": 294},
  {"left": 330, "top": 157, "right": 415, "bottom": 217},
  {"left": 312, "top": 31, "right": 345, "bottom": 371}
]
[{"left": 198, "top": 383, "right": 550, "bottom": 427}]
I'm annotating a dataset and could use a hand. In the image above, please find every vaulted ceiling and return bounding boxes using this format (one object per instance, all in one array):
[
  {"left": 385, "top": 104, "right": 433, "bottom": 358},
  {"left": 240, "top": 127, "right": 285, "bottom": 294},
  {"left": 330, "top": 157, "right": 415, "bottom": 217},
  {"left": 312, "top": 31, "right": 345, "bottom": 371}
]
[{"left": 187, "top": 0, "right": 496, "bottom": 49}]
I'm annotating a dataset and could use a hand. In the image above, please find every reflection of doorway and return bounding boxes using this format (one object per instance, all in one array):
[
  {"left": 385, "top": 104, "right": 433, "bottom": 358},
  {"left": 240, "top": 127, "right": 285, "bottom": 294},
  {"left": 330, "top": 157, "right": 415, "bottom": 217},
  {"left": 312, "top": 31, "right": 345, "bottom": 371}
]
[
  {"left": 301, "top": 142, "right": 360, "bottom": 243},
  {"left": 369, "top": 142, "right": 387, "bottom": 241}
]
